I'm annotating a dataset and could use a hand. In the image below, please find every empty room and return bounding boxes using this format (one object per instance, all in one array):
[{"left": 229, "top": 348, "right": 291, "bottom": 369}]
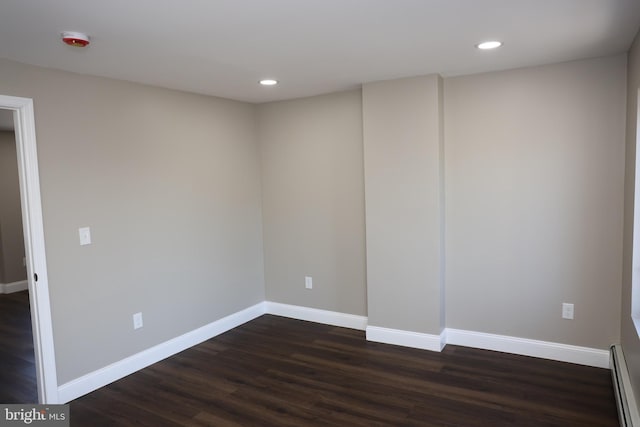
[{"left": 1, "top": 1, "right": 640, "bottom": 426}]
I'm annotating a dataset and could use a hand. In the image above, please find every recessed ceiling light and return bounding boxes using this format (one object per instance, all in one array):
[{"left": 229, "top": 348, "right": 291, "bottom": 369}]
[
  {"left": 259, "top": 79, "right": 278, "bottom": 86},
  {"left": 476, "top": 41, "right": 502, "bottom": 50}
]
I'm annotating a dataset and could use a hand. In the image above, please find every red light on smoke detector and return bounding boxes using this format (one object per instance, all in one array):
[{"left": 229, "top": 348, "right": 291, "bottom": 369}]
[{"left": 61, "top": 31, "right": 90, "bottom": 47}]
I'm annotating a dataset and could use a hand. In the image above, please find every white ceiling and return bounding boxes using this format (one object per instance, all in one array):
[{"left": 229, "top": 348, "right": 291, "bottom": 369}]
[{"left": 0, "top": 0, "right": 639, "bottom": 103}]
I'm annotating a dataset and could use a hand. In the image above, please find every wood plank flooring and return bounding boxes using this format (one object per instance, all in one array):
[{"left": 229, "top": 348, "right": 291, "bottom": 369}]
[
  {"left": 0, "top": 290, "right": 37, "bottom": 403},
  {"left": 68, "top": 315, "right": 619, "bottom": 426}
]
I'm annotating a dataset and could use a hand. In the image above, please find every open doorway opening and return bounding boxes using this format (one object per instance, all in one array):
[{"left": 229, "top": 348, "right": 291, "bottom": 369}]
[
  {"left": 0, "top": 96, "right": 58, "bottom": 404},
  {"left": 0, "top": 113, "right": 27, "bottom": 289},
  {"left": 0, "top": 111, "right": 36, "bottom": 402}
]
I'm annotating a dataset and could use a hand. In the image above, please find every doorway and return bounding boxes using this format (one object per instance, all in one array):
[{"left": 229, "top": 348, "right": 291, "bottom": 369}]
[
  {"left": 0, "top": 117, "right": 27, "bottom": 290},
  {"left": 0, "top": 115, "right": 35, "bottom": 401},
  {"left": 0, "top": 96, "right": 58, "bottom": 404}
]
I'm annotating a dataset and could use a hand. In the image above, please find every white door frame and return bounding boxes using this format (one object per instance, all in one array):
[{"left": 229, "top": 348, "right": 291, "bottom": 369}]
[{"left": 1, "top": 95, "right": 58, "bottom": 403}]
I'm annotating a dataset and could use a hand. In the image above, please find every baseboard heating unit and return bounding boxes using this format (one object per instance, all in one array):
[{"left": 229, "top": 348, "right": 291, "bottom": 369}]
[{"left": 611, "top": 344, "right": 640, "bottom": 426}]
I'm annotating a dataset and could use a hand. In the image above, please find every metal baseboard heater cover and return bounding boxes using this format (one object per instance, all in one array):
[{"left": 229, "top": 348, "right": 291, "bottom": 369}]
[{"left": 611, "top": 344, "right": 640, "bottom": 427}]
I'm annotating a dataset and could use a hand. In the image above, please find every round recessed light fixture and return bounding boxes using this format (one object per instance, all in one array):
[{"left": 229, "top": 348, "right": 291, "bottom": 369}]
[
  {"left": 476, "top": 41, "right": 502, "bottom": 50},
  {"left": 259, "top": 79, "right": 278, "bottom": 86},
  {"left": 61, "top": 31, "right": 90, "bottom": 47}
]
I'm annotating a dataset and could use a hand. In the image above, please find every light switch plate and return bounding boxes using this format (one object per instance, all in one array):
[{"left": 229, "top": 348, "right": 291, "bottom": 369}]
[
  {"left": 79, "top": 227, "right": 91, "bottom": 246},
  {"left": 133, "top": 312, "right": 143, "bottom": 330}
]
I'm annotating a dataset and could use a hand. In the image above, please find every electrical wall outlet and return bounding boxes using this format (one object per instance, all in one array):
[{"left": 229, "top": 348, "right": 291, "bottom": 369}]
[
  {"left": 305, "top": 276, "right": 313, "bottom": 289},
  {"left": 79, "top": 227, "right": 91, "bottom": 246},
  {"left": 562, "top": 303, "right": 574, "bottom": 320},
  {"left": 133, "top": 312, "right": 143, "bottom": 329}
]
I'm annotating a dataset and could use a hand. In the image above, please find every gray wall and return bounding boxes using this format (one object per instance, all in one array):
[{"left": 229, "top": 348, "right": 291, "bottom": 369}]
[
  {"left": 0, "top": 130, "right": 26, "bottom": 284},
  {"left": 445, "top": 55, "right": 626, "bottom": 349},
  {"left": 257, "top": 55, "right": 625, "bottom": 350},
  {"left": 0, "top": 50, "right": 628, "bottom": 387},
  {"left": 622, "top": 29, "right": 640, "bottom": 406},
  {"left": 0, "top": 58, "right": 265, "bottom": 384},
  {"left": 257, "top": 90, "right": 366, "bottom": 316}
]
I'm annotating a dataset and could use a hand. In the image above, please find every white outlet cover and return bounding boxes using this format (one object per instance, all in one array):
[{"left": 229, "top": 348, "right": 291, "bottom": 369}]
[
  {"left": 79, "top": 227, "right": 91, "bottom": 246},
  {"left": 562, "top": 303, "right": 574, "bottom": 319},
  {"left": 305, "top": 276, "right": 313, "bottom": 289}
]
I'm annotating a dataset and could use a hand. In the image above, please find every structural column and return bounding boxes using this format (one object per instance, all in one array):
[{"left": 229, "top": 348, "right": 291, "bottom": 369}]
[{"left": 362, "top": 74, "right": 445, "bottom": 350}]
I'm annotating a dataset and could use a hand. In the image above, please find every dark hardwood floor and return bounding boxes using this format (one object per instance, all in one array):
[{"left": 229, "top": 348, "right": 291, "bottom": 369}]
[
  {"left": 0, "top": 290, "right": 37, "bottom": 403},
  {"left": 68, "top": 315, "right": 619, "bottom": 426},
  {"left": 0, "top": 292, "right": 619, "bottom": 425}
]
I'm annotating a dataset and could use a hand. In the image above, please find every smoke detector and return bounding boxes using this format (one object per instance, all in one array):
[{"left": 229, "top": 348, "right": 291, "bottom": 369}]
[{"left": 61, "top": 31, "right": 90, "bottom": 47}]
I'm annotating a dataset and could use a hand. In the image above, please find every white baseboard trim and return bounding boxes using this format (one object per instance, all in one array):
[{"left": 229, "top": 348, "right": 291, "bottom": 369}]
[
  {"left": 57, "top": 302, "right": 266, "bottom": 403},
  {"left": 54, "top": 300, "right": 611, "bottom": 403},
  {"left": 263, "top": 303, "right": 607, "bottom": 367},
  {"left": 265, "top": 301, "right": 367, "bottom": 330},
  {"left": 445, "top": 328, "right": 610, "bottom": 369},
  {"left": 366, "top": 325, "right": 445, "bottom": 352},
  {"left": 0, "top": 280, "right": 28, "bottom": 294}
]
